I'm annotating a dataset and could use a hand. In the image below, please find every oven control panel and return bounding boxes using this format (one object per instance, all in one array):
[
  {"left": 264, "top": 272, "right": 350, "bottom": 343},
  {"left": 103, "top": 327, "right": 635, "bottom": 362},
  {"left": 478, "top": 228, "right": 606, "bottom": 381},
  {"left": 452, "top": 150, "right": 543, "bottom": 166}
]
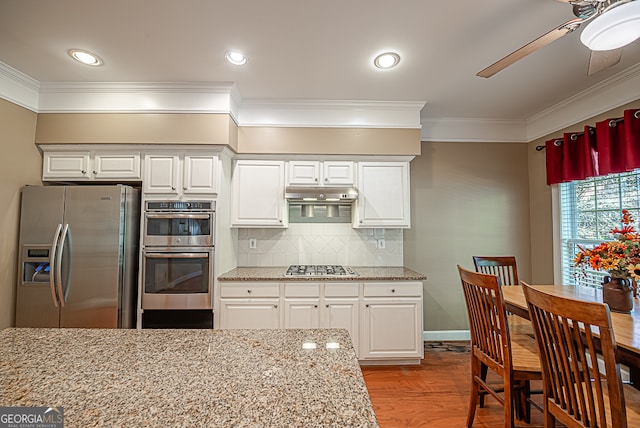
[{"left": 146, "top": 201, "right": 214, "bottom": 211}]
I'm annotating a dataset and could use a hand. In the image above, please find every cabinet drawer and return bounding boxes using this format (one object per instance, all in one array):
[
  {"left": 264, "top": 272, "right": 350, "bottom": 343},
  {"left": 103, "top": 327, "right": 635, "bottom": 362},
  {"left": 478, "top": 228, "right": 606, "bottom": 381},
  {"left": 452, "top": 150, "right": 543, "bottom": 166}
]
[
  {"left": 220, "top": 283, "right": 280, "bottom": 298},
  {"left": 363, "top": 282, "right": 422, "bottom": 297},
  {"left": 284, "top": 282, "right": 320, "bottom": 297},
  {"left": 324, "top": 282, "right": 359, "bottom": 297}
]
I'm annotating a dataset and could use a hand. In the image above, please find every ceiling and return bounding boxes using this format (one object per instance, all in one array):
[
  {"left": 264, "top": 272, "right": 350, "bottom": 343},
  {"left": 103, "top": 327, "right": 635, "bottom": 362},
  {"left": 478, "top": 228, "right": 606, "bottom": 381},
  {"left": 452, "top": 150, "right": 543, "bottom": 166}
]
[{"left": 1, "top": 0, "right": 639, "bottom": 138}]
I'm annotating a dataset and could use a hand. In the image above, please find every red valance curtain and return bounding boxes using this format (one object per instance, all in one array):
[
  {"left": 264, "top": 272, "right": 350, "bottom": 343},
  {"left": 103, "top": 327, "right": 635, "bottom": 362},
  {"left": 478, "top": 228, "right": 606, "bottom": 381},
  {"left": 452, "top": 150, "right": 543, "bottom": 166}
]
[{"left": 545, "top": 108, "right": 640, "bottom": 185}]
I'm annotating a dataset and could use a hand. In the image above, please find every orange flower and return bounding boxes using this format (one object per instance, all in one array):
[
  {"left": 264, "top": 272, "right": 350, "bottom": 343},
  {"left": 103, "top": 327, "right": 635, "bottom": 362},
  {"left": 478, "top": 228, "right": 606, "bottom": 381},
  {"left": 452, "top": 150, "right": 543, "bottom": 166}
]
[{"left": 575, "top": 210, "right": 640, "bottom": 279}]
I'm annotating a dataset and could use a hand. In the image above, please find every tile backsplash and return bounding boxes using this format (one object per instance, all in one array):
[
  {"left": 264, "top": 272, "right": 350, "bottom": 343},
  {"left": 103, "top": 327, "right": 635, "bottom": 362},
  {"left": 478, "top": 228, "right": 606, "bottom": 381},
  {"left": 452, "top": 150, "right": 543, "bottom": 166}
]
[{"left": 237, "top": 224, "right": 403, "bottom": 267}]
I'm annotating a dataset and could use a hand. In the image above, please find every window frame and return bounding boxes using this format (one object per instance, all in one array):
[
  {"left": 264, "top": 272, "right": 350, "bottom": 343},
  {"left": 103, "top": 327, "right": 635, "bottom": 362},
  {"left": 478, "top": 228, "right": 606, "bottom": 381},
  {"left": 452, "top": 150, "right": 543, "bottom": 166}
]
[{"left": 554, "top": 170, "right": 640, "bottom": 288}]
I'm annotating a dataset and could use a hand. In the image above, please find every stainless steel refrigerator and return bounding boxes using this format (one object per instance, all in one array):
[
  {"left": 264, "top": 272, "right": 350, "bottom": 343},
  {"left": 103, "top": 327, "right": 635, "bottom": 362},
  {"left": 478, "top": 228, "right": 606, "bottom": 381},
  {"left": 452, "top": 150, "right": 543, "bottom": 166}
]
[{"left": 16, "top": 185, "right": 140, "bottom": 328}]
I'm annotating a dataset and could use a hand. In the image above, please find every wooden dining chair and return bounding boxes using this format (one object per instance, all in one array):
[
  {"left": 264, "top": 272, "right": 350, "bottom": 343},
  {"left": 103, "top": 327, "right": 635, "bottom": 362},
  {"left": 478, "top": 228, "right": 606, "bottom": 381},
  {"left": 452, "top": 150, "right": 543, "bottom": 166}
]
[
  {"left": 457, "top": 265, "right": 542, "bottom": 427},
  {"left": 473, "top": 256, "right": 519, "bottom": 286},
  {"left": 521, "top": 282, "right": 640, "bottom": 428}
]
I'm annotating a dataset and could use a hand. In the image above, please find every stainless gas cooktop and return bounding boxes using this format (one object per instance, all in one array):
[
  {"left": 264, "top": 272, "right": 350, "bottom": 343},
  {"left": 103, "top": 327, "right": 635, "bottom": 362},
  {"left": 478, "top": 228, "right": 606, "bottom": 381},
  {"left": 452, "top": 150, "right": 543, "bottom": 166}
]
[{"left": 285, "top": 265, "right": 358, "bottom": 276}]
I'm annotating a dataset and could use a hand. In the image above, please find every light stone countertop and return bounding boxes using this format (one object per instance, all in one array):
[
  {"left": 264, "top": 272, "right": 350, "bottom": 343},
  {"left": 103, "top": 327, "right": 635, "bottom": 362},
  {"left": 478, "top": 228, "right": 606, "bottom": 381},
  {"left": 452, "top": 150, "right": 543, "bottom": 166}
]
[
  {"left": 0, "top": 328, "right": 378, "bottom": 427},
  {"left": 218, "top": 266, "right": 426, "bottom": 281}
]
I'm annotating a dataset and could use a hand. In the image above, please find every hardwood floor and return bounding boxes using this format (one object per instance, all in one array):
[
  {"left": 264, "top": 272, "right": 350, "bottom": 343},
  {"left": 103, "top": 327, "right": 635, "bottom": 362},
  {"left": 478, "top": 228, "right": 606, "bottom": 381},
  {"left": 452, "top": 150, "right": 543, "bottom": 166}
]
[{"left": 361, "top": 342, "right": 545, "bottom": 427}]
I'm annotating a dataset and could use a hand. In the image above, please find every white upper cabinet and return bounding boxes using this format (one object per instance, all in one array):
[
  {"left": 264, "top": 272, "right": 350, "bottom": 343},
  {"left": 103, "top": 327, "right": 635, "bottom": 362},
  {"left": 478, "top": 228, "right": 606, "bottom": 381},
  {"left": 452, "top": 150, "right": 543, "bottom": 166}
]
[
  {"left": 143, "top": 153, "right": 218, "bottom": 196},
  {"left": 354, "top": 161, "right": 410, "bottom": 228},
  {"left": 182, "top": 154, "right": 218, "bottom": 195},
  {"left": 288, "top": 161, "right": 321, "bottom": 185},
  {"left": 231, "top": 160, "right": 286, "bottom": 227},
  {"left": 43, "top": 151, "right": 141, "bottom": 181},
  {"left": 324, "top": 161, "right": 354, "bottom": 185},
  {"left": 288, "top": 161, "right": 354, "bottom": 186}
]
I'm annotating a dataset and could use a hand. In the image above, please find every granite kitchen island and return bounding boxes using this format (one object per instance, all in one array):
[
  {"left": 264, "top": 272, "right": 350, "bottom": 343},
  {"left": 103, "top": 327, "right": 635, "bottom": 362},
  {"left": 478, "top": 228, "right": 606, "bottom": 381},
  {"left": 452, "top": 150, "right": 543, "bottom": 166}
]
[{"left": 0, "top": 328, "right": 378, "bottom": 427}]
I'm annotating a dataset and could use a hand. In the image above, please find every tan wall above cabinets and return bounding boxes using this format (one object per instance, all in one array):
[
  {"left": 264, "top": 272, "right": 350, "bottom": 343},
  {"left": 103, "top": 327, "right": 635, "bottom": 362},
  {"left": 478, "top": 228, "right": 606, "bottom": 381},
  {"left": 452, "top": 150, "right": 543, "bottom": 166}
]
[
  {"left": 238, "top": 127, "right": 421, "bottom": 156},
  {"left": 34, "top": 113, "right": 421, "bottom": 157},
  {"left": 35, "top": 113, "right": 238, "bottom": 151}
]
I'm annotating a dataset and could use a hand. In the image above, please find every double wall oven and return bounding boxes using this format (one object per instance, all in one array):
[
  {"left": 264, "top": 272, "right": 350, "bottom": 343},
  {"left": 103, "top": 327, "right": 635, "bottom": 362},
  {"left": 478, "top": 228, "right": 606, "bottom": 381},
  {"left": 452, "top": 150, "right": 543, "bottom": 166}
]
[{"left": 141, "top": 201, "right": 215, "bottom": 310}]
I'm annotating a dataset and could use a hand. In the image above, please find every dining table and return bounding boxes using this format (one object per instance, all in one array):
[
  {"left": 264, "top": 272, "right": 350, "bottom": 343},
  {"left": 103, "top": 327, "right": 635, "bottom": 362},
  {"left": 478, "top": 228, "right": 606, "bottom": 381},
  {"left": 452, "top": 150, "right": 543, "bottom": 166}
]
[{"left": 501, "top": 284, "right": 640, "bottom": 389}]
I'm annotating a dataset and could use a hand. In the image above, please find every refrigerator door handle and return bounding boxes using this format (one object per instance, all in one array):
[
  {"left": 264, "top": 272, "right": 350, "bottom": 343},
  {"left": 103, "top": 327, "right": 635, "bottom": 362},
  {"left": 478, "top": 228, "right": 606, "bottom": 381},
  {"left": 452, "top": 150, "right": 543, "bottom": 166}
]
[
  {"left": 49, "top": 223, "right": 63, "bottom": 308},
  {"left": 56, "top": 223, "right": 70, "bottom": 307}
]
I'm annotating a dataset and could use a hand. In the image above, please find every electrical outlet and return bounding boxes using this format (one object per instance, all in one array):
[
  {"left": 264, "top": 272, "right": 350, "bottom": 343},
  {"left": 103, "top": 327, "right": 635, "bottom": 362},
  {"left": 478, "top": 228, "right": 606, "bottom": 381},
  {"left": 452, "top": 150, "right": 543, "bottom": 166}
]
[
  {"left": 249, "top": 238, "right": 257, "bottom": 249},
  {"left": 376, "top": 238, "right": 385, "bottom": 249}
]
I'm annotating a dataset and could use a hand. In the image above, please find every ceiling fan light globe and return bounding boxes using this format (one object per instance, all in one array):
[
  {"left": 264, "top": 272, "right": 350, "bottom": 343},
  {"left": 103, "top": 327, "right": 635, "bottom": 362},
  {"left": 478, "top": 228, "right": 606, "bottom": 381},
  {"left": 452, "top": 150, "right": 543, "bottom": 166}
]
[{"left": 580, "top": 1, "right": 640, "bottom": 51}]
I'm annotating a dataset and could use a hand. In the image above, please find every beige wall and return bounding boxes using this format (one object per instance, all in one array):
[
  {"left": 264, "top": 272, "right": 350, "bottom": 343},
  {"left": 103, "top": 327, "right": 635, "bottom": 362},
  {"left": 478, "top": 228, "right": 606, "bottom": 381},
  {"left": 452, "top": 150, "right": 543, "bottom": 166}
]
[
  {"left": 528, "top": 100, "right": 640, "bottom": 285},
  {"left": 0, "top": 98, "right": 40, "bottom": 329},
  {"left": 238, "top": 127, "right": 421, "bottom": 155},
  {"left": 404, "top": 141, "right": 531, "bottom": 332},
  {"left": 35, "top": 113, "right": 236, "bottom": 148}
]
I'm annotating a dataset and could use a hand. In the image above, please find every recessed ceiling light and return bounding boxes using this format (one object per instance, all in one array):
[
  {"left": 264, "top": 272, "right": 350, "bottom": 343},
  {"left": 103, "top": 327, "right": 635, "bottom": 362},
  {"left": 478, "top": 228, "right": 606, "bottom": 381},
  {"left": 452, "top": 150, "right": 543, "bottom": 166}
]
[
  {"left": 374, "top": 52, "right": 400, "bottom": 69},
  {"left": 225, "top": 51, "right": 247, "bottom": 66},
  {"left": 68, "top": 49, "right": 103, "bottom": 66}
]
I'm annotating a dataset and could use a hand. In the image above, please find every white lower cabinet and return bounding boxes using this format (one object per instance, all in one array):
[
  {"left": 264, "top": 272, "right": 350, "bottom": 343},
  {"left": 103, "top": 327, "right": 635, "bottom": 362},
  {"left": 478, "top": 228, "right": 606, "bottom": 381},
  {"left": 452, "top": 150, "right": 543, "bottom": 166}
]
[
  {"left": 360, "top": 282, "right": 424, "bottom": 363},
  {"left": 219, "top": 283, "right": 280, "bottom": 329},
  {"left": 284, "top": 299, "right": 320, "bottom": 329},
  {"left": 218, "top": 280, "right": 422, "bottom": 363}
]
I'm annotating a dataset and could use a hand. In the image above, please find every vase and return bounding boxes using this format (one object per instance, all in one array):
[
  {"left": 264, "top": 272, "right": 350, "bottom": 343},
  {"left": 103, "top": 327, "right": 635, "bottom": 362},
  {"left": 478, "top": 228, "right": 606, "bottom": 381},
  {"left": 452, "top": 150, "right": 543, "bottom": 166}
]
[{"left": 602, "top": 276, "right": 634, "bottom": 314}]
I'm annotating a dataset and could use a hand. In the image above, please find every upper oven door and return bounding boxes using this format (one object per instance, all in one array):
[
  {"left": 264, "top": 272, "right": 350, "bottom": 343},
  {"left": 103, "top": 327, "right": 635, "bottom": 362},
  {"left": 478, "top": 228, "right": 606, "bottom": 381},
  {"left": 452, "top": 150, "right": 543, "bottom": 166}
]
[{"left": 143, "top": 212, "right": 214, "bottom": 247}]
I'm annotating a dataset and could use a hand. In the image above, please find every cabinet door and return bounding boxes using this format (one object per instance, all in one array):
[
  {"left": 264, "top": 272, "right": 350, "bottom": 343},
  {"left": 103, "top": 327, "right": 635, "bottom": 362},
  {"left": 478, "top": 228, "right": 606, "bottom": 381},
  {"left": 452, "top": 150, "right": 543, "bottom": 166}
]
[
  {"left": 323, "top": 161, "right": 354, "bottom": 185},
  {"left": 93, "top": 153, "right": 141, "bottom": 180},
  {"left": 143, "top": 154, "right": 180, "bottom": 194},
  {"left": 42, "top": 152, "right": 90, "bottom": 180},
  {"left": 360, "top": 297, "right": 423, "bottom": 360},
  {"left": 183, "top": 154, "right": 218, "bottom": 194},
  {"left": 323, "top": 298, "right": 359, "bottom": 356},
  {"left": 288, "top": 161, "right": 320, "bottom": 185},
  {"left": 355, "top": 162, "right": 410, "bottom": 228},
  {"left": 231, "top": 160, "right": 286, "bottom": 227},
  {"left": 219, "top": 298, "right": 280, "bottom": 329},
  {"left": 283, "top": 298, "right": 320, "bottom": 328}
]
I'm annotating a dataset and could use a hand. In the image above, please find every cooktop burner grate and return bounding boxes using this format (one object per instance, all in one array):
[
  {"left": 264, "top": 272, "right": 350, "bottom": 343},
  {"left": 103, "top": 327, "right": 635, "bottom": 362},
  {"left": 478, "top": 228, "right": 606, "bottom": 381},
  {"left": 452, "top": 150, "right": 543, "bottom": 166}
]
[{"left": 285, "top": 265, "right": 358, "bottom": 276}]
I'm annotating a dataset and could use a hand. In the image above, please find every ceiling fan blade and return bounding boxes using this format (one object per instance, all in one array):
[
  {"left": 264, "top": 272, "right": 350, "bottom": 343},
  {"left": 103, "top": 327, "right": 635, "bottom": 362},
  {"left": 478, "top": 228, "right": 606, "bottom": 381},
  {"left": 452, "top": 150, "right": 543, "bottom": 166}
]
[
  {"left": 477, "top": 18, "right": 584, "bottom": 78},
  {"left": 587, "top": 48, "right": 622, "bottom": 75}
]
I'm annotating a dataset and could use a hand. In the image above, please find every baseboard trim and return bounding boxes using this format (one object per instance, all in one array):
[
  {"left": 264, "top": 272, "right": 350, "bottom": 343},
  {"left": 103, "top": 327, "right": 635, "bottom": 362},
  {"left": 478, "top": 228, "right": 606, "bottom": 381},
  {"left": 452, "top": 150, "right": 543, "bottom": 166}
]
[{"left": 423, "top": 330, "right": 470, "bottom": 342}]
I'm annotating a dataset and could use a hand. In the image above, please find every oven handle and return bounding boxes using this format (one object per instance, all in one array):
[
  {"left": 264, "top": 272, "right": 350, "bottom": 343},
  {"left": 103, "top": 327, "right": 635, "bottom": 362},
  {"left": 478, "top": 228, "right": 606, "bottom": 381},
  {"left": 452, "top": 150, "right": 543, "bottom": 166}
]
[
  {"left": 145, "top": 213, "right": 211, "bottom": 220},
  {"left": 144, "top": 252, "right": 210, "bottom": 259}
]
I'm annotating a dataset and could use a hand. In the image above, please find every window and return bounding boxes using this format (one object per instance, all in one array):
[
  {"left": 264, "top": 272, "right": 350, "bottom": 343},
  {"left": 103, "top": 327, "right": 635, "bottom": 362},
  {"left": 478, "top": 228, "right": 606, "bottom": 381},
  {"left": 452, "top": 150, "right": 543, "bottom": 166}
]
[{"left": 559, "top": 170, "right": 640, "bottom": 288}]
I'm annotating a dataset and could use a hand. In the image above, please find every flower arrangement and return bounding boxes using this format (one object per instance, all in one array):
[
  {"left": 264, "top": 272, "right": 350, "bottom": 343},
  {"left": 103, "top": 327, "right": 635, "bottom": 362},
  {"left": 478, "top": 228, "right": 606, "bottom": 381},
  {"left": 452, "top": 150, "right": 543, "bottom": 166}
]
[{"left": 574, "top": 210, "right": 640, "bottom": 283}]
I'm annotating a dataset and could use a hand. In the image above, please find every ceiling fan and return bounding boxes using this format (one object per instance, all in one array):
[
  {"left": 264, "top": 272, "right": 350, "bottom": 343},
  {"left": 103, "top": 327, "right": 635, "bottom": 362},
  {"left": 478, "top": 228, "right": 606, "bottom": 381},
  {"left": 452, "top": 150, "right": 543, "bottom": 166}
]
[{"left": 477, "top": 0, "right": 640, "bottom": 78}]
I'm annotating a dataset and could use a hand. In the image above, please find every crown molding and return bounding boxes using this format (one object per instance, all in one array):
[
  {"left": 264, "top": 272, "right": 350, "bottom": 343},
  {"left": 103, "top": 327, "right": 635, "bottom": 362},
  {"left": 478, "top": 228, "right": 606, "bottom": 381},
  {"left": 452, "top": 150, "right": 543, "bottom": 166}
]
[
  {"left": 526, "top": 63, "right": 640, "bottom": 141},
  {"left": 1, "top": 59, "right": 638, "bottom": 137},
  {"left": 237, "top": 99, "right": 425, "bottom": 128},
  {"left": 419, "top": 64, "right": 640, "bottom": 143},
  {"left": 0, "top": 61, "right": 40, "bottom": 112}
]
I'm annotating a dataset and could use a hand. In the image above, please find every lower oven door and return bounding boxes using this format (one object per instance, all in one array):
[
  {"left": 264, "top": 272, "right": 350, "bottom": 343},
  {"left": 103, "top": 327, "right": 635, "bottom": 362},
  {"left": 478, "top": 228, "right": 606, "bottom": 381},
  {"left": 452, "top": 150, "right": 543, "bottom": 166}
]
[{"left": 142, "top": 248, "right": 213, "bottom": 310}]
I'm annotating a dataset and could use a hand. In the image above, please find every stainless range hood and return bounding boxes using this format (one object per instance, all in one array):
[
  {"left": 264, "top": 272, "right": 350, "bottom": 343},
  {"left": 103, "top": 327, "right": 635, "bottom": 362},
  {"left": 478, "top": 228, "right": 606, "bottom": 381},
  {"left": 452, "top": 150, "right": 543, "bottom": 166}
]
[
  {"left": 286, "top": 186, "right": 358, "bottom": 222},
  {"left": 285, "top": 186, "right": 358, "bottom": 202}
]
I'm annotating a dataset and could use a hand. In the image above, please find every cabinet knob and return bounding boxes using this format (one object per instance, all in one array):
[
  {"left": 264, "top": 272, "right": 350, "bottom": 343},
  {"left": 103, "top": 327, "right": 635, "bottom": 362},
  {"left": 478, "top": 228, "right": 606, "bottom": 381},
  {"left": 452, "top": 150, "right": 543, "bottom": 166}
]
[
  {"left": 314, "top": 178, "right": 318, "bottom": 182},
  {"left": 314, "top": 305, "right": 318, "bottom": 308},
  {"left": 274, "top": 305, "right": 278, "bottom": 308},
  {"left": 81, "top": 170, "right": 87, "bottom": 174},
  {"left": 171, "top": 186, "right": 176, "bottom": 191},
  {"left": 183, "top": 186, "right": 187, "bottom": 191},
  {"left": 324, "top": 178, "right": 328, "bottom": 182},
  {"left": 391, "top": 289, "right": 396, "bottom": 293},
  {"left": 365, "top": 304, "right": 370, "bottom": 308},
  {"left": 325, "top": 304, "right": 330, "bottom": 308},
  {"left": 247, "top": 289, "right": 252, "bottom": 294},
  {"left": 92, "top": 170, "right": 97, "bottom": 175}
]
